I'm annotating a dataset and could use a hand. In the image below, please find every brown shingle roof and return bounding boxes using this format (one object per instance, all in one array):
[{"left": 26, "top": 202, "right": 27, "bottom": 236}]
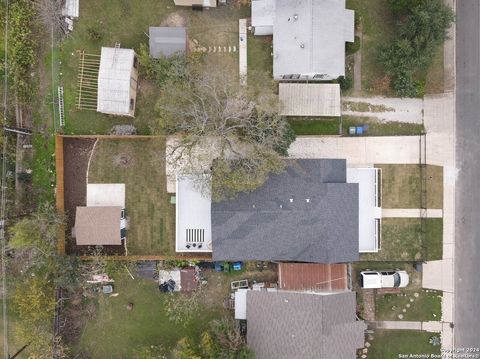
[
  {"left": 278, "top": 263, "right": 348, "bottom": 292},
  {"left": 246, "top": 291, "right": 365, "bottom": 359},
  {"left": 75, "top": 206, "right": 122, "bottom": 246}
]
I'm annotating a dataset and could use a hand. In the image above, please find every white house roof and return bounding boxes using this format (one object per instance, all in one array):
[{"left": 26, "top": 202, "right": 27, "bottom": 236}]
[
  {"left": 97, "top": 47, "right": 135, "bottom": 115},
  {"left": 87, "top": 183, "right": 125, "bottom": 207},
  {"left": 279, "top": 83, "right": 341, "bottom": 117},
  {"left": 273, "top": 0, "right": 354, "bottom": 79},
  {"left": 347, "top": 168, "right": 382, "bottom": 253},
  {"left": 175, "top": 176, "right": 212, "bottom": 253}
]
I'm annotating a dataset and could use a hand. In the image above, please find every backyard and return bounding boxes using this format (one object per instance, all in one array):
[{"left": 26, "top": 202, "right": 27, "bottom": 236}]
[
  {"left": 377, "top": 164, "right": 444, "bottom": 209},
  {"left": 58, "top": 1, "right": 249, "bottom": 135},
  {"left": 87, "top": 138, "right": 175, "bottom": 255},
  {"left": 365, "top": 330, "right": 441, "bottom": 359},
  {"left": 74, "top": 262, "right": 277, "bottom": 358},
  {"left": 361, "top": 218, "right": 443, "bottom": 261}
]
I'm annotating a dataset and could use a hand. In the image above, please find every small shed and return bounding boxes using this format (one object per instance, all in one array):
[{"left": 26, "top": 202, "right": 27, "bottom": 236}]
[
  {"left": 149, "top": 27, "right": 187, "bottom": 58},
  {"left": 74, "top": 206, "right": 123, "bottom": 246},
  {"left": 62, "top": 0, "right": 79, "bottom": 18},
  {"left": 279, "top": 83, "right": 341, "bottom": 117},
  {"left": 97, "top": 47, "right": 138, "bottom": 117}
]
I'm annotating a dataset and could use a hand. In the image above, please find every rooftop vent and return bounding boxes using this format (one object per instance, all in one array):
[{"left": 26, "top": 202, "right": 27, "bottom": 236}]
[
  {"left": 306, "top": 198, "right": 310, "bottom": 203},
  {"left": 289, "top": 198, "right": 294, "bottom": 203},
  {"left": 300, "top": 43, "right": 305, "bottom": 49},
  {"left": 293, "top": 14, "right": 298, "bottom": 21}
]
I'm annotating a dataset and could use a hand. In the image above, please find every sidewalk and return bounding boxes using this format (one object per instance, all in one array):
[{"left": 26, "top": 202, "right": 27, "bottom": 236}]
[{"left": 382, "top": 209, "right": 443, "bottom": 218}]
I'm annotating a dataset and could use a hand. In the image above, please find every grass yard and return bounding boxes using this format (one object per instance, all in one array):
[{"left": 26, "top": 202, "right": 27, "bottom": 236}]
[
  {"left": 87, "top": 138, "right": 174, "bottom": 255},
  {"left": 377, "top": 164, "right": 443, "bottom": 209},
  {"left": 376, "top": 289, "right": 442, "bottom": 322},
  {"left": 75, "top": 274, "right": 220, "bottom": 358},
  {"left": 361, "top": 218, "right": 443, "bottom": 262},
  {"left": 366, "top": 330, "right": 441, "bottom": 358},
  {"left": 59, "top": 1, "right": 249, "bottom": 135}
]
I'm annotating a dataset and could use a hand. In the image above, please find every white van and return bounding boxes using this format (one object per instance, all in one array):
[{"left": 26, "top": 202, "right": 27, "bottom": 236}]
[{"left": 360, "top": 270, "right": 409, "bottom": 289}]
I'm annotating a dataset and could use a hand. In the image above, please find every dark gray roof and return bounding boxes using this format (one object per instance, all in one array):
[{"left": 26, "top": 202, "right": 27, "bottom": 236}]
[
  {"left": 149, "top": 27, "right": 186, "bottom": 58},
  {"left": 211, "top": 159, "right": 359, "bottom": 263},
  {"left": 246, "top": 291, "right": 366, "bottom": 359}
]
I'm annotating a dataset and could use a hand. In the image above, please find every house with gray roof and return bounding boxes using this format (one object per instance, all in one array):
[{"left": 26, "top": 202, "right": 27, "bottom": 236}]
[
  {"left": 251, "top": 0, "right": 355, "bottom": 81},
  {"left": 246, "top": 290, "right": 366, "bottom": 359},
  {"left": 149, "top": 27, "right": 187, "bottom": 58},
  {"left": 211, "top": 159, "right": 360, "bottom": 263}
]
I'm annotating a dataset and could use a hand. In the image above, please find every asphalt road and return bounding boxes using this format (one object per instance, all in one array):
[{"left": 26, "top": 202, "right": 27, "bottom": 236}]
[{"left": 455, "top": 0, "right": 480, "bottom": 348}]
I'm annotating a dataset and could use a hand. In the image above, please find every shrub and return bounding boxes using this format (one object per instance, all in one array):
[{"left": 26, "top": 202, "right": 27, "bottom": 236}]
[
  {"left": 346, "top": 36, "right": 361, "bottom": 55},
  {"left": 338, "top": 75, "right": 353, "bottom": 91},
  {"left": 87, "top": 27, "right": 102, "bottom": 41}
]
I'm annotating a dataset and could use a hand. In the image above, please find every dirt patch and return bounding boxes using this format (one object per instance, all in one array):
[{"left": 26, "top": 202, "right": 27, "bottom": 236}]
[
  {"left": 63, "top": 138, "right": 95, "bottom": 225},
  {"left": 160, "top": 12, "right": 187, "bottom": 27}
]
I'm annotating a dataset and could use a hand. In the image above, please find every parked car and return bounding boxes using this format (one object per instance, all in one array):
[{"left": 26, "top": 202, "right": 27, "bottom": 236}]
[{"left": 360, "top": 270, "right": 409, "bottom": 289}]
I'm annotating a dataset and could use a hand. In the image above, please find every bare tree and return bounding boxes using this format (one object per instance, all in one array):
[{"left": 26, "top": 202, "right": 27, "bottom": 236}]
[
  {"left": 155, "top": 69, "right": 295, "bottom": 201},
  {"left": 35, "top": 0, "right": 68, "bottom": 36}
]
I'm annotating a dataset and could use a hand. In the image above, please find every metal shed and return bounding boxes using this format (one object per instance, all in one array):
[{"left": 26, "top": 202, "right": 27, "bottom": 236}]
[
  {"left": 97, "top": 47, "right": 138, "bottom": 117},
  {"left": 279, "top": 83, "right": 341, "bottom": 117},
  {"left": 149, "top": 27, "right": 187, "bottom": 58}
]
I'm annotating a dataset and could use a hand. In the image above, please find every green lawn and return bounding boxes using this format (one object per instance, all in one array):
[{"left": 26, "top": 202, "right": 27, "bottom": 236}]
[
  {"left": 87, "top": 138, "right": 174, "bottom": 255},
  {"left": 361, "top": 218, "right": 443, "bottom": 262},
  {"left": 288, "top": 118, "right": 340, "bottom": 135},
  {"left": 366, "top": 330, "right": 440, "bottom": 359},
  {"left": 376, "top": 289, "right": 442, "bottom": 321},
  {"left": 377, "top": 164, "right": 443, "bottom": 209},
  {"left": 76, "top": 274, "right": 219, "bottom": 358}
]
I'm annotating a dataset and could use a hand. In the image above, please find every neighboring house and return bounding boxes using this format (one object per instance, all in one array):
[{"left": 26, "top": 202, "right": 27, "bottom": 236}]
[
  {"left": 97, "top": 47, "right": 138, "bottom": 117},
  {"left": 211, "top": 159, "right": 359, "bottom": 263},
  {"left": 278, "top": 262, "right": 348, "bottom": 292},
  {"left": 173, "top": 0, "right": 217, "bottom": 7},
  {"left": 74, "top": 206, "right": 126, "bottom": 246},
  {"left": 244, "top": 291, "right": 366, "bottom": 359},
  {"left": 251, "top": 0, "right": 355, "bottom": 81},
  {"left": 149, "top": 27, "right": 187, "bottom": 58},
  {"left": 279, "top": 83, "right": 341, "bottom": 117}
]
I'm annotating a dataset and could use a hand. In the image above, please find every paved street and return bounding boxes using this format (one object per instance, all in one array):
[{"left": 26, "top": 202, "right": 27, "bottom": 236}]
[{"left": 455, "top": 0, "right": 480, "bottom": 347}]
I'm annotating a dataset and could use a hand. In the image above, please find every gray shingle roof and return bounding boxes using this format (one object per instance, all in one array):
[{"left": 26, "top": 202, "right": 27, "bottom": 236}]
[
  {"left": 149, "top": 27, "right": 186, "bottom": 58},
  {"left": 246, "top": 291, "right": 366, "bottom": 359},
  {"left": 211, "top": 159, "right": 359, "bottom": 263}
]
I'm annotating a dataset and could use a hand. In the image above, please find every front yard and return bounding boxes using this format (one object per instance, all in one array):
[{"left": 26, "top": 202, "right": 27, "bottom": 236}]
[
  {"left": 87, "top": 138, "right": 175, "bottom": 255},
  {"left": 377, "top": 164, "right": 443, "bottom": 209},
  {"left": 361, "top": 218, "right": 443, "bottom": 262},
  {"left": 365, "top": 330, "right": 441, "bottom": 359},
  {"left": 376, "top": 289, "right": 442, "bottom": 321}
]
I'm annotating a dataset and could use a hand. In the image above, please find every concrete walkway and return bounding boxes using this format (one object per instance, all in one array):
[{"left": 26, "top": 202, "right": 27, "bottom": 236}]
[
  {"left": 382, "top": 209, "right": 443, "bottom": 218},
  {"left": 372, "top": 321, "right": 448, "bottom": 333},
  {"left": 342, "top": 96, "right": 424, "bottom": 124},
  {"left": 239, "top": 19, "right": 247, "bottom": 85}
]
